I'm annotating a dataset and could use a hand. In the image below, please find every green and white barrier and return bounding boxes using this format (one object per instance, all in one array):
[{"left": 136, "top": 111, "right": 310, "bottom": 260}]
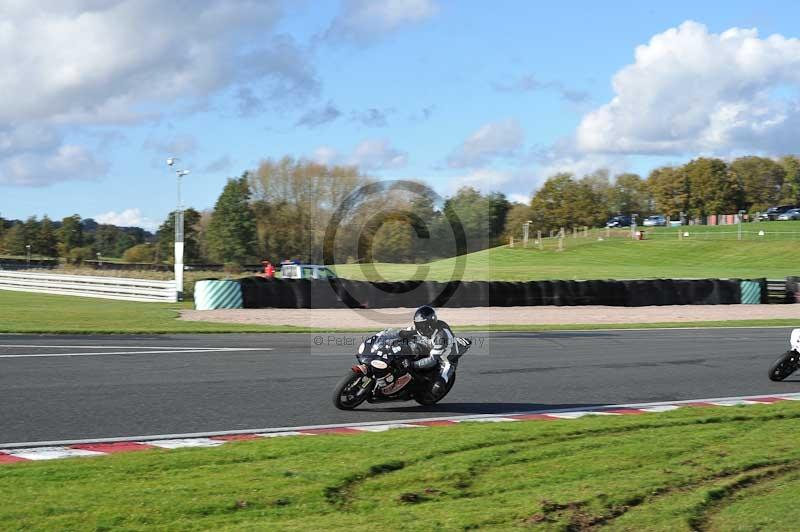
[
  {"left": 740, "top": 280, "right": 762, "bottom": 305},
  {"left": 194, "top": 280, "right": 243, "bottom": 310}
]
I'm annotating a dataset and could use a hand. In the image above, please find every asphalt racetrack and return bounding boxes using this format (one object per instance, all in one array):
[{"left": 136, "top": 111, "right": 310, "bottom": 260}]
[{"left": 2, "top": 328, "right": 799, "bottom": 445}]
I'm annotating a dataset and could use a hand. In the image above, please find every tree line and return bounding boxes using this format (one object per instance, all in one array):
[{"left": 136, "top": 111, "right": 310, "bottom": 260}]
[
  {"left": 0, "top": 215, "right": 151, "bottom": 262},
  {"left": 525, "top": 155, "right": 800, "bottom": 232},
  {"left": 2, "top": 154, "right": 799, "bottom": 265}
]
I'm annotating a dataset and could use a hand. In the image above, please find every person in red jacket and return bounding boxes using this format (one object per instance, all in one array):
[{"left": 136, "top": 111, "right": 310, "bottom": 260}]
[{"left": 262, "top": 260, "right": 275, "bottom": 279}]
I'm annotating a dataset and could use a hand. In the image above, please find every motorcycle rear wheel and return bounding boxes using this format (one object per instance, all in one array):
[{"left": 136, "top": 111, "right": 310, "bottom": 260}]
[
  {"left": 332, "top": 371, "right": 370, "bottom": 410},
  {"left": 768, "top": 350, "right": 798, "bottom": 382},
  {"left": 414, "top": 375, "right": 456, "bottom": 406}
]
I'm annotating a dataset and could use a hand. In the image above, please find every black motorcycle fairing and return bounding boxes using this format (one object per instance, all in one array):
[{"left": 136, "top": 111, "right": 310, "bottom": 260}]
[{"left": 335, "top": 327, "right": 470, "bottom": 410}]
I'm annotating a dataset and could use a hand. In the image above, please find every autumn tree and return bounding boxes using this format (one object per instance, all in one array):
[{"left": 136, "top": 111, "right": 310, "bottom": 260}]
[
  {"left": 779, "top": 155, "right": 800, "bottom": 204},
  {"left": 2, "top": 224, "right": 26, "bottom": 255},
  {"left": 610, "top": 173, "right": 649, "bottom": 215},
  {"left": 123, "top": 243, "right": 156, "bottom": 263},
  {"left": 206, "top": 175, "right": 257, "bottom": 265},
  {"left": 57, "top": 215, "right": 83, "bottom": 257},
  {"left": 249, "top": 157, "right": 364, "bottom": 263},
  {"left": 38, "top": 216, "right": 58, "bottom": 257},
  {"left": 529, "top": 172, "right": 610, "bottom": 231},
  {"left": 729, "top": 156, "right": 785, "bottom": 213},
  {"left": 503, "top": 202, "right": 533, "bottom": 240},
  {"left": 647, "top": 166, "right": 690, "bottom": 219}
]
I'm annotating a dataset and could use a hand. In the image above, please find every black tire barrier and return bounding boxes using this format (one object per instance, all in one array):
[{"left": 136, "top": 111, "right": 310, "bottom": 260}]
[
  {"left": 309, "top": 279, "right": 342, "bottom": 309},
  {"left": 788, "top": 277, "right": 800, "bottom": 303},
  {"left": 435, "top": 280, "right": 464, "bottom": 308},
  {"left": 234, "top": 277, "right": 750, "bottom": 308}
]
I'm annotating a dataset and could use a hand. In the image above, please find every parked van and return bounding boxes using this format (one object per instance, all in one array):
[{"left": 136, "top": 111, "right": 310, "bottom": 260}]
[{"left": 280, "top": 264, "right": 337, "bottom": 280}]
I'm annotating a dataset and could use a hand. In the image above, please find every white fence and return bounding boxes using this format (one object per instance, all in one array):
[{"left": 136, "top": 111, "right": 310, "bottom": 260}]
[{"left": 0, "top": 271, "right": 177, "bottom": 302}]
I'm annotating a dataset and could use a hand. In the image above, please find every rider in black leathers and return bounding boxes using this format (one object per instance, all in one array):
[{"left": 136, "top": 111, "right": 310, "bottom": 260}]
[{"left": 399, "top": 305, "right": 458, "bottom": 394}]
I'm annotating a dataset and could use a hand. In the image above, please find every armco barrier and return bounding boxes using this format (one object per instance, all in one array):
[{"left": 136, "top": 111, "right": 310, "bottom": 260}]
[
  {"left": 194, "top": 280, "right": 243, "bottom": 310},
  {"left": 233, "top": 277, "right": 768, "bottom": 309},
  {"left": 0, "top": 270, "right": 177, "bottom": 302}
]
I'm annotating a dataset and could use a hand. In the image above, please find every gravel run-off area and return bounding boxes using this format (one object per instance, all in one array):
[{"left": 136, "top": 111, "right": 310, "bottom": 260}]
[{"left": 180, "top": 305, "right": 800, "bottom": 330}]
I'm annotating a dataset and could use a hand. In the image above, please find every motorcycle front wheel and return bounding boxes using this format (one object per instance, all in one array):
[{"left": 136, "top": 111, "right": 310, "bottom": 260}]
[
  {"left": 332, "top": 371, "right": 370, "bottom": 410},
  {"left": 768, "top": 350, "right": 798, "bottom": 382},
  {"left": 414, "top": 374, "right": 456, "bottom": 406}
]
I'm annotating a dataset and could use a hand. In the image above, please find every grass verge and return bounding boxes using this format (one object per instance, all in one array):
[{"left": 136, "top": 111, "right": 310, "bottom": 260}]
[
  {"left": 3, "top": 402, "right": 800, "bottom": 530},
  {"left": 0, "top": 290, "right": 313, "bottom": 334},
  {"left": 0, "top": 291, "right": 796, "bottom": 334}
]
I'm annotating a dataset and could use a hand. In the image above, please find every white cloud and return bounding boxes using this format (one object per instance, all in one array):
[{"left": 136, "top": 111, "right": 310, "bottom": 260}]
[
  {"left": 0, "top": 143, "right": 108, "bottom": 187},
  {"left": 94, "top": 208, "right": 158, "bottom": 230},
  {"left": 310, "top": 139, "right": 408, "bottom": 171},
  {"left": 142, "top": 134, "right": 198, "bottom": 157},
  {"left": 508, "top": 193, "right": 531, "bottom": 204},
  {"left": 446, "top": 169, "right": 513, "bottom": 193},
  {"left": 311, "top": 146, "right": 339, "bottom": 166},
  {"left": 349, "top": 139, "right": 408, "bottom": 170},
  {"left": 447, "top": 119, "right": 525, "bottom": 168},
  {"left": 576, "top": 21, "right": 800, "bottom": 156},
  {"left": 0, "top": 1, "right": 320, "bottom": 187},
  {"left": 0, "top": 1, "right": 296, "bottom": 125},
  {"left": 535, "top": 147, "right": 629, "bottom": 182},
  {"left": 326, "top": 0, "right": 439, "bottom": 43}
]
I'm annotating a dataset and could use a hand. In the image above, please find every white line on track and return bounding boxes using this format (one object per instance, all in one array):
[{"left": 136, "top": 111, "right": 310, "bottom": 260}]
[
  {"left": 3, "top": 391, "right": 799, "bottom": 449},
  {"left": 0, "top": 347, "right": 269, "bottom": 358},
  {"left": 0, "top": 344, "right": 217, "bottom": 349}
]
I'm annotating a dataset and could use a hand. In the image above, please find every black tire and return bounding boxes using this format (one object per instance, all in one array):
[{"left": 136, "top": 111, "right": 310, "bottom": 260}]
[
  {"left": 332, "top": 371, "right": 370, "bottom": 410},
  {"left": 414, "top": 374, "right": 456, "bottom": 406},
  {"left": 769, "top": 350, "right": 798, "bottom": 382}
]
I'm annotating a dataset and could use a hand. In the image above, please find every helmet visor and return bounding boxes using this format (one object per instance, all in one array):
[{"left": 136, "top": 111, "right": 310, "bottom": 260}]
[{"left": 414, "top": 319, "right": 435, "bottom": 336}]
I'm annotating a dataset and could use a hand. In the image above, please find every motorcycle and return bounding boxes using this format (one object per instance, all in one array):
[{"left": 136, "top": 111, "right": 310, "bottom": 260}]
[
  {"left": 768, "top": 329, "right": 800, "bottom": 381},
  {"left": 332, "top": 328, "right": 472, "bottom": 410}
]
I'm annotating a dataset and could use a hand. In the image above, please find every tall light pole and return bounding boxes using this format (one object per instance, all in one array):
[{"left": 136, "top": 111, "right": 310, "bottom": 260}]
[{"left": 167, "top": 158, "right": 190, "bottom": 300}]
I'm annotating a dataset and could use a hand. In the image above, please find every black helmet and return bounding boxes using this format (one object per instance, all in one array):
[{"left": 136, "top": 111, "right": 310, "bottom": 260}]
[{"left": 413, "top": 305, "right": 437, "bottom": 336}]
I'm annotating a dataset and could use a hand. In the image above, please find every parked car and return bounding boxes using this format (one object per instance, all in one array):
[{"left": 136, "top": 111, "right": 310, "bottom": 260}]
[
  {"left": 606, "top": 215, "right": 632, "bottom": 228},
  {"left": 642, "top": 215, "right": 667, "bottom": 227},
  {"left": 280, "top": 264, "right": 337, "bottom": 280},
  {"left": 777, "top": 208, "right": 800, "bottom": 221},
  {"left": 759, "top": 205, "right": 796, "bottom": 221}
]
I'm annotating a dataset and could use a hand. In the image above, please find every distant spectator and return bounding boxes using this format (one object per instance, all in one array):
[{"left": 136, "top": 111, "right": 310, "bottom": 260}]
[{"left": 263, "top": 260, "right": 275, "bottom": 279}]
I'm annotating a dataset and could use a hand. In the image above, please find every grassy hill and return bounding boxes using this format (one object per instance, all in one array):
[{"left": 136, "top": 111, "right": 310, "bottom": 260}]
[{"left": 334, "top": 229, "right": 800, "bottom": 281}]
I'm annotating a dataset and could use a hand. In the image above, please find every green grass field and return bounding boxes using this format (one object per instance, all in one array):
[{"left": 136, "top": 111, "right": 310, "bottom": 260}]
[
  {"left": 0, "top": 291, "right": 311, "bottom": 334},
  {"left": 334, "top": 236, "right": 800, "bottom": 282},
  {"left": 3, "top": 402, "right": 800, "bottom": 530}
]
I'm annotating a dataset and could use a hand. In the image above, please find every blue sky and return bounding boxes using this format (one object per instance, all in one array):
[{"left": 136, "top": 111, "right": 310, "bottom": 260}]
[{"left": 2, "top": 0, "right": 799, "bottom": 229}]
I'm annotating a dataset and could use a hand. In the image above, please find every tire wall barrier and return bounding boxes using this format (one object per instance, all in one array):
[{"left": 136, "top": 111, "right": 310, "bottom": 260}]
[
  {"left": 234, "top": 277, "right": 762, "bottom": 309},
  {"left": 788, "top": 277, "right": 800, "bottom": 304}
]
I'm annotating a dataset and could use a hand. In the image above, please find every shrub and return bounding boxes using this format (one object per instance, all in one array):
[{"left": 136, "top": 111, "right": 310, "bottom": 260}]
[
  {"left": 122, "top": 244, "right": 156, "bottom": 263},
  {"left": 68, "top": 246, "right": 95, "bottom": 264}
]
